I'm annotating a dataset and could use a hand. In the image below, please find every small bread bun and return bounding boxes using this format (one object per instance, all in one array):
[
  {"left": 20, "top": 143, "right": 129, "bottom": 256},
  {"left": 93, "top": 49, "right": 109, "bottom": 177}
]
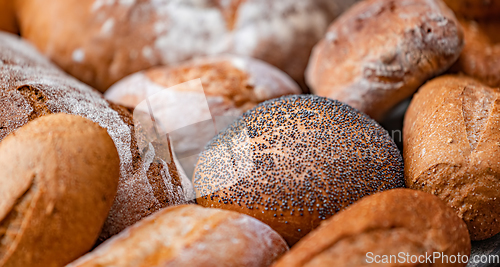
[
  {"left": 273, "top": 189, "right": 471, "bottom": 267},
  {"left": 0, "top": 0, "right": 17, "bottom": 34},
  {"left": 451, "top": 19, "right": 500, "bottom": 88},
  {"left": 404, "top": 75, "right": 500, "bottom": 240},
  {"left": 105, "top": 55, "right": 301, "bottom": 176},
  {"left": 0, "top": 114, "right": 120, "bottom": 267},
  {"left": 306, "top": 0, "right": 464, "bottom": 121},
  {"left": 194, "top": 95, "right": 404, "bottom": 245},
  {"left": 443, "top": 0, "right": 500, "bottom": 19},
  {"left": 68, "top": 205, "right": 288, "bottom": 267},
  {"left": 16, "top": 0, "right": 359, "bottom": 91}
]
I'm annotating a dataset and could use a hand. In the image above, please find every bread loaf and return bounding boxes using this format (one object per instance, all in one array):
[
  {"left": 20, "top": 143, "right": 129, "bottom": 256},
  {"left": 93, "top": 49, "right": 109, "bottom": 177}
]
[
  {"left": 443, "top": 0, "right": 500, "bottom": 19},
  {"left": 0, "top": 32, "right": 191, "bottom": 242},
  {"left": 404, "top": 75, "right": 500, "bottom": 240},
  {"left": 306, "top": 0, "right": 464, "bottom": 121},
  {"left": 105, "top": 55, "right": 301, "bottom": 176},
  {"left": 194, "top": 95, "right": 405, "bottom": 245},
  {"left": 0, "top": 0, "right": 17, "bottom": 34},
  {"left": 0, "top": 114, "right": 119, "bottom": 267},
  {"left": 273, "top": 189, "right": 471, "bottom": 267},
  {"left": 15, "top": 0, "right": 360, "bottom": 92},
  {"left": 68, "top": 205, "right": 289, "bottom": 267}
]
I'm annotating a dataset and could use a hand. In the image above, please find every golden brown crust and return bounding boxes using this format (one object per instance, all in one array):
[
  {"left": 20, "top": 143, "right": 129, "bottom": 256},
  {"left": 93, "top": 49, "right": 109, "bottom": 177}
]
[
  {"left": 404, "top": 75, "right": 500, "bottom": 240},
  {"left": 0, "top": 114, "right": 120, "bottom": 267},
  {"left": 306, "top": 0, "right": 464, "bottom": 121},
  {"left": 273, "top": 189, "right": 471, "bottom": 267},
  {"left": 194, "top": 95, "right": 404, "bottom": 245},
  {"left": 443, "top": 0, "right": 500, "bottom": 19},
  {"left": 451, "top": 19, "right": 500, "bottom": 88},
  {"left": 0, "top": 32, "right": 190, "bottom": 242},
  {"left": 68, "top": 205, "right": 288, "bottom": 267}
]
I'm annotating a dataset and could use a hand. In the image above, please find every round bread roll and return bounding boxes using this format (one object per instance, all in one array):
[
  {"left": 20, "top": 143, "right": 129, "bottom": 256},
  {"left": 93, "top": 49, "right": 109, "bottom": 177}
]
[
  {"left": 68, "top": 205, "right": 288, "bottom": 267},
  {"left": 404, "top": 75, "right": 500, "bottom": 241},
  {"left": 443, "top": 0, "right": 500, "bottom": 19},
  {"left": 306, "top": 0, "right": 464, "bottom": 121},
  {"left": 0, "top": 0, "right": 17, "bottom": 34},
  {"left": 0, "top": 114, "right": 120, "bottom": 267},
  {"left": 273, "top": 189, "right": 471, "bottom": 267},
  {"left": 15, "top": 0, "right": 360, "bottom": 92},
  {"left": 105, "top": 55, "right": 301, "bottom": 176},
  {"left": 0, "top": 32, "right": 191, "bottom": 242},
  {"left": 194, "top": 95, "right": 405, "bottom": 245},
  {"left": 451, "top": 19, "right": 500, "bottom": 88}
]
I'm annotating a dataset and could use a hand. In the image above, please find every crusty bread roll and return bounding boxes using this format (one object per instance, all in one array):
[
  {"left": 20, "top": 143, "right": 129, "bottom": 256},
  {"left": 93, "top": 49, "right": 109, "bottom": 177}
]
[
  {"left": 404, "top": 75, "right": 500, "bottom": 241},
  {"left": 0, "top": 114, "right": 119, "bottom": 267},
  {"left": 451, "top": 19, "right": 500, "bottom": 88},
  {"left": 68, "top": 205, "right": 289, "bottom": 267},
  {"left": 105, "top": 55, "right": 301, "bottom": 176},
  {"left": 0, "top": 32, "right": 191, "bottom": 242},
  {"left": 306, "top": 0, "right": 464, "bottom": 121},
  {"left": 15, "top": 0, "right": 359, "bottom": 92},
  {"left": 273, "top": 189, "right": 471, "bottom": 267},
  {"left": 194, "top": 95, "right": 405, "bottom": 245},
  {"left": 443, "top": 0, "right": 500, "bottom": 19},
  {"left": 0, "top": 0, "right": 17, "bottom": 34}
]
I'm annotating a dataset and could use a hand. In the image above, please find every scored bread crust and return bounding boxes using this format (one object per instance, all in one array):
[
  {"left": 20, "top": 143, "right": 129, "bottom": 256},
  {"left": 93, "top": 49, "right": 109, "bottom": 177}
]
[
  {"left": 15, "top": 0, "right": 359, "bottom": 91},
  {"left": 272, "top": 189, "right": 471, "bottom": 267},
  {"left": 404, "top": 75, "right": 500, "bottom": 240},
  {"left": 306, "top": 0, "right": 464, "bottom": 121},
  {"left": 0, "top": 32, "right": 190, "bottom": 242},
  {"left": 67, "top": 205, "right": 289, "bottom": 267},
  {"left": 0, "top": 114, "right": 120, "bottom": 267}
]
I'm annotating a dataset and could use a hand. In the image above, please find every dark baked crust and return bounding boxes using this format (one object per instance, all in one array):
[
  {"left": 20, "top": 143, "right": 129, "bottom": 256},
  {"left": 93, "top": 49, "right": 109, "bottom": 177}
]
[
  {"left": 404, "top": 75, "right": 500, "bottom": 240},
  {"left": 307, "top": 0, "right": 464, "bottom": 121},
  {"left": 194, "top": 95, "right": 404, "bottom": 245},
  {"left": 273, "top": 189, "right": 471, "bottom": 267},
  {"left": 0, "top": 32, "right": 189, "bottom": 242}
]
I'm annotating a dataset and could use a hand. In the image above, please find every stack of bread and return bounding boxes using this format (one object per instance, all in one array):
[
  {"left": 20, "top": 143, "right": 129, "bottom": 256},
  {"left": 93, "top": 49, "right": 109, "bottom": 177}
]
[{"left": 1, "top": 0, "right": 499, "bottom": 266}]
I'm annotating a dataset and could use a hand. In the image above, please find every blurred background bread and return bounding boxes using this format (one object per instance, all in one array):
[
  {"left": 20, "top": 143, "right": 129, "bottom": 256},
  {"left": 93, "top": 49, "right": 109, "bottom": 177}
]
[
  {"left": 404, "top": 75, "right": 500, "bottom": 241},
  {"left": 68, "top": 205, "right": 288, "bottom": 267},
  {"left": 0, "top": 114, "right": 119, "bottom": 267},
  {"left": 443, "top": 0, "right": 500, "bottom": 19},
  {"left": 0, "top": 32, "right": 192, "bottom": 242},
  {"left": 105, "top": 55, "right": 301, "bottom": 177},
  {"left": 273, "top": 189, "right": 471, "bottom": 267},
  {"left": 306, "top": 0, "right": 464, "bottom": 121},
  {"left": 0, "top": 0, "right": 17, "bottom": 34},
  {"left": 15, "top": 0, "right": 361, "bottom": 92},
  {"left": 194, "top": 95, "right": 404, "bottom": 245}
]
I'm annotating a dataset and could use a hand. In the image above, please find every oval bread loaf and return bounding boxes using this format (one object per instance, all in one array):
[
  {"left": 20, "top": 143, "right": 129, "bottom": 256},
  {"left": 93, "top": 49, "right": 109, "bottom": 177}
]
[
  {"left": 68, "top": 205, "right": 289, "bottom": 267},
  {"left": 404, "top": 75, "right": 500, "bottom": 240},
  {"left": 0, "top": 114, "right": 120, "bottom": 267},
  {"left": 273, "top": 189, "right": 471, "bottom": 267},
  {"left": 306, "top": 0, "right": 464, "bottom": 121}
]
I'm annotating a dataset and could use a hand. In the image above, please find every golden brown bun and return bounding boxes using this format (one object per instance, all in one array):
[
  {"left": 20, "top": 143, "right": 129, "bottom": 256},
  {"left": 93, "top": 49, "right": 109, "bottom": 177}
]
[
  {"left": 273, "top": 189, "right": 471, "bottom": 267},
  {"left": 68, "top": 205, "right": 288, "bottom": 267},
  {"left": 15, "top": 0, "right": 360, "bottom": 92},
  {"left": 306, "top": 0, "right": 464, "bottom": 121},
  {"left": 404, "top": 75, "right": 500, "bottom": 241},
  {"left": 451, "top": 19, "right": 500, "bottom": 88},
  {"left": 0, "top": 0, "right": 18, "bottom": 34},
  {"left": 0, "top": 113, "right": 120, "bottom": 267},
  {"left": 105, "top": 55, "right": 301, "bottom": 176},
  {"left": 194, "top": 95, "right": 404, "bottom": 245},
  {"left": 443, "top": 0, "right": 500, "bottom": 19},
  {"left": 0, "top": 32, "right": 191, "bottom": 242}
]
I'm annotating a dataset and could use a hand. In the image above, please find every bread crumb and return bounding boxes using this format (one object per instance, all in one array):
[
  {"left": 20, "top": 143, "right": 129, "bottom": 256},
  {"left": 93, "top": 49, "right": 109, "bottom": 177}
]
[{"left": 447, "top": 138, "right": 453, "bottom": 144}]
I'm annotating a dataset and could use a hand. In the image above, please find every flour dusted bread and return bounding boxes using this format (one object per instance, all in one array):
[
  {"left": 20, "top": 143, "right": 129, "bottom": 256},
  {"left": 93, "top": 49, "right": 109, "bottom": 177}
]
[
  {"left": 307, "top": 0, "right": 464, "bottom": 121},
  {"left": 273, "top": 189, "right": 471, "bottom": 267},
  {"left": 105, "top": 55, "right": 301, "bottom": 176},
  {"left": 0, "top": 32, "right": 191, "bottom": 242},
  {"left": 0, "top": 114, "right": 119, "bottom": 267},
  {"left": 15, "top": 0, "right": 359, "bottom": 91},
  {"left": 68, "top": 205, "right": 288, "bottom": 267},
  {"left": 404, "top": 75, "right": 500, "bottom": 240},
  {"left": 194, "top": 95, "right": 404, "bottom": 245}
]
